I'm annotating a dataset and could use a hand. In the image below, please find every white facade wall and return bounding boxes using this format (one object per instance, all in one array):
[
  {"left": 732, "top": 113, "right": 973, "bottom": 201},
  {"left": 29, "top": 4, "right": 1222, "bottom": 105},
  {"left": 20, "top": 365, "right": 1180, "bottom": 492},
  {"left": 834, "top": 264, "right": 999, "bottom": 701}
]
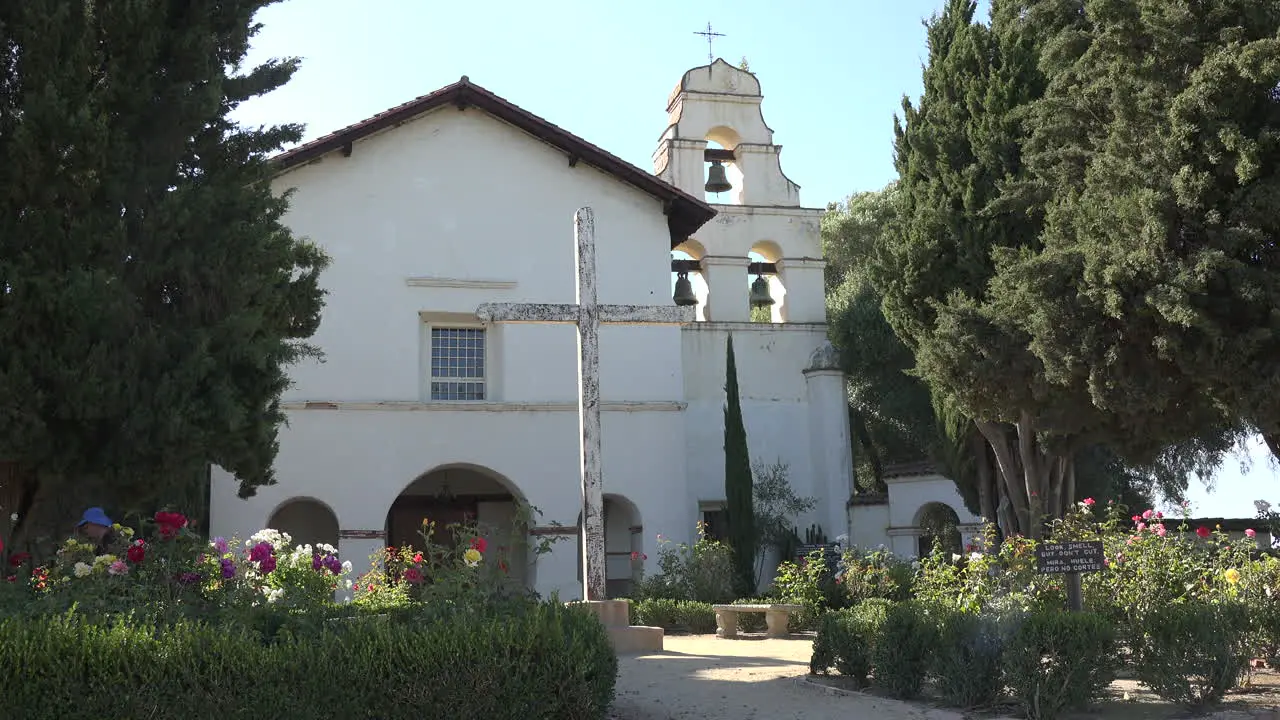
[{"left": 212, "top": 61, "right": 859, "bottom": 601}]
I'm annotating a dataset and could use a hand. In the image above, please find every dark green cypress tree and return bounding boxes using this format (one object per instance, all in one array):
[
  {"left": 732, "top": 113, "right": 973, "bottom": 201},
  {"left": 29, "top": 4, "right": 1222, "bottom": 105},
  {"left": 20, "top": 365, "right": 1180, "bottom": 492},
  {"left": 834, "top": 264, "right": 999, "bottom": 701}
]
[
  {"left": 723, "top": 334, "right": 756, "bottom": 596},
  {"left": 0, "top": 1, "right": 328, "bottom": 549}
]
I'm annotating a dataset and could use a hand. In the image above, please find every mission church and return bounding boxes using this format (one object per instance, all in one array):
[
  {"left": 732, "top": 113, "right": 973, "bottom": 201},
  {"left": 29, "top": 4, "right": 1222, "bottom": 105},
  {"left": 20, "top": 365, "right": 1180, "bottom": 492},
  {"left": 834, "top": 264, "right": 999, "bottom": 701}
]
[{"left": 208, "top": 58, "right": 982, "bottom": 599}]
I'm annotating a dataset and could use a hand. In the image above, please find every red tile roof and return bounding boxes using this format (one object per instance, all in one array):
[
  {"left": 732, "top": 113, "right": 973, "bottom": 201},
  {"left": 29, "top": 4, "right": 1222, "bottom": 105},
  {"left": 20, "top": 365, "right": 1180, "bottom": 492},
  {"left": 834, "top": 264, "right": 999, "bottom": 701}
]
[{"left": 270, "top": 76, "right": 717, "bottom": 247}]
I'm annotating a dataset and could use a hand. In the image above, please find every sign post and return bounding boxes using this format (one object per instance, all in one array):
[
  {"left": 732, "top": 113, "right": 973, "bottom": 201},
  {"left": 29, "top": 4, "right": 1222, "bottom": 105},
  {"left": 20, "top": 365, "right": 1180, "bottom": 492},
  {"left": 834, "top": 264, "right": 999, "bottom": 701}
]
[{"left": 1034, "top": 540, "right": 1105, "bottom": 612}]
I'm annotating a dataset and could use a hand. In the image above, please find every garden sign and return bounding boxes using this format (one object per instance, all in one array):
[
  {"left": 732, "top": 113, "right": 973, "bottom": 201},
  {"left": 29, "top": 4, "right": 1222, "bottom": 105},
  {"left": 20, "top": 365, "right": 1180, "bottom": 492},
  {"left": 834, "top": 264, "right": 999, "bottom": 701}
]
[{"left": 1034, "top": 540, "right": 1105, "bottom": 612}]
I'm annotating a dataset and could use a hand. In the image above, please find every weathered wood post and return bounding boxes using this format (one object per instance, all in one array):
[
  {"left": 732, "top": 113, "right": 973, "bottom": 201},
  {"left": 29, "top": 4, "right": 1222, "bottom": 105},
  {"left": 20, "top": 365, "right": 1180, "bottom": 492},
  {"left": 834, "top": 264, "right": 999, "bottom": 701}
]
[{"left": 476, "top": 207, "right": 693, "bottom": 602}]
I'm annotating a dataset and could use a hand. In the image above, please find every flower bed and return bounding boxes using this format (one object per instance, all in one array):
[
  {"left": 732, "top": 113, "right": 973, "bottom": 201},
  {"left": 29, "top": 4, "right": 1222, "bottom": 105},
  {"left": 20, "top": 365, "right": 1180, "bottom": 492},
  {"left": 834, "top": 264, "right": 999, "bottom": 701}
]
[
  {"left": 0, "top": 507, "right": 616, "bottom": 719},
  {"left": 805, "top": 500, "right": 1279, "bottom": 718}
]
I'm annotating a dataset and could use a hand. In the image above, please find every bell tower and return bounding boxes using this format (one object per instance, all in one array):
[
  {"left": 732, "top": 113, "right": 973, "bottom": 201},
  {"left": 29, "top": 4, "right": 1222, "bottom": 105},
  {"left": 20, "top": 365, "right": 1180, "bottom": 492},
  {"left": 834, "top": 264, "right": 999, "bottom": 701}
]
[
  {"left": 655, "top": 59, "right": 825, "bottom": 325},
  {"left": 659, "top": 59, "right": 850, "bottom": 572},
  {"left": 653, "top": 59, "right": 800, "bottom": 207}
]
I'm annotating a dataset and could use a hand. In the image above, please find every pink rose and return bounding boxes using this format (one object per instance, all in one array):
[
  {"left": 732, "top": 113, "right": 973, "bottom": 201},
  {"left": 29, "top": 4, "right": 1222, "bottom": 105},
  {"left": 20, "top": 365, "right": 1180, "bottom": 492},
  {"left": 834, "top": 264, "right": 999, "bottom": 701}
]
[
  {"left": 1082, "top": 497, "right": 1096, "bottom": 506},
  {"left": 1155, "top": 524, "right": 1168, "bottom": 537},
  {"left": 1246, "top": 528, "right": 1258, "bottom": 538},
  {"left": 1142, "top": 509, "right": 1154, "bottom": 520}
]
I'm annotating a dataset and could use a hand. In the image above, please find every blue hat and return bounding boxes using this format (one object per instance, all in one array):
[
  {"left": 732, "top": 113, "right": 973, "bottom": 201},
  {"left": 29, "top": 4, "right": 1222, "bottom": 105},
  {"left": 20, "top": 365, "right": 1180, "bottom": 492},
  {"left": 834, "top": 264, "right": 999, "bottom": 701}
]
[{"left": 77, "top": 507, "right": 113, "bottom": 527}]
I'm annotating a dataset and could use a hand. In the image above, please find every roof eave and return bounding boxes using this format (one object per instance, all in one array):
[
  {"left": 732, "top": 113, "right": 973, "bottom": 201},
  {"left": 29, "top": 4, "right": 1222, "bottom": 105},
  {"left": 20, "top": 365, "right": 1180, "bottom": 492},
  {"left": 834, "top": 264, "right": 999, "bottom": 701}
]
[{"left": 268, "top": 79, "right": 717, "bottom": 248}]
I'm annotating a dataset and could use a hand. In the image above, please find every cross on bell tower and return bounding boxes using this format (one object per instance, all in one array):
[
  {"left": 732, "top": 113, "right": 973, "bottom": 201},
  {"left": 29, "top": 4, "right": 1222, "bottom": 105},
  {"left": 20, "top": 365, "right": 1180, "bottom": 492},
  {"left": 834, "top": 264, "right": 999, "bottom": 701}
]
[{"left": 693, "top": 22, "right": 724, "bottom": 64}]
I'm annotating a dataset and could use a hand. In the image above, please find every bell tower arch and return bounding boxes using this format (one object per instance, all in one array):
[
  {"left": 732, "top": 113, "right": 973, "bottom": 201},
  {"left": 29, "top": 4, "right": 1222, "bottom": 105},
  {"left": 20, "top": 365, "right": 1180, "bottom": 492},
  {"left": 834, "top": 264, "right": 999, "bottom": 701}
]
[{"left": 652, "top": 59, "right": 801, "bottom": 207}]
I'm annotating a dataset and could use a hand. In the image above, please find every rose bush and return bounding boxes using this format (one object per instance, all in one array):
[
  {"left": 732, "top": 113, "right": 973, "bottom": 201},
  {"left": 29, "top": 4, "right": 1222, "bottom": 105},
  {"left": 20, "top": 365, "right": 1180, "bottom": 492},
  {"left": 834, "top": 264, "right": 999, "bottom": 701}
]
[
  {"left": 352, "top": 519, "right": 538, "bottom": 615},
  {"left": 896, "top": 499, "right": 1270, "bottom": 711},
  {"left": 634, "top": 522, "right": 736, "bottom": 604}
]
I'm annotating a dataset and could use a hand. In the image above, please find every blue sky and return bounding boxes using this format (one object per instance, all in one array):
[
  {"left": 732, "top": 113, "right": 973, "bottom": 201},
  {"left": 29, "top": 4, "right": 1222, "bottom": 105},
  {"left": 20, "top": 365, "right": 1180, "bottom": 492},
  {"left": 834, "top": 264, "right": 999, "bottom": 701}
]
[{"left": 231, "top": 0, "right": 1278, "bottom": 518}]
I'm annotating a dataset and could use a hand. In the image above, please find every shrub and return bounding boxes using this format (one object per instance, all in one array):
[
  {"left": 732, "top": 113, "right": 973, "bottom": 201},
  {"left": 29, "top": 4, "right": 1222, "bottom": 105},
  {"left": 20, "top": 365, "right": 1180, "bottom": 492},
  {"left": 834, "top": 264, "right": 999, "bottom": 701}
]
[
  {"left": 913, "top": 526, "right": 1058, "bottom": 616},
  {"left": 809, "top": 600, "right": 891, "bottom": 685},
  {"left": 1002, "top": 610, "right": 1117, "bottom": 720},
  {"left": 0, "top": 602, "right": 616, "bottom": 720},
  {"left": 634, "top": 523, "right": 736, "bottom": 604},
  {"left": 1240, "top": 555, "right": 1280, "bottom": 664},
  {"left": 870, "top": 600, "right": 937, "bottom": 699},
  {"left": 837, "top": 546, "right": 915, "bottom": 603},
  {"left": 932, "top": 610, "right": 1005, "bottom": 709},
  {"left": 772, "top": 549, "right": 837, "bottom": 629},
  {"left": 1131, "top": 602, "right": 1251, "bottom": 709},
  {"left": 630, "top": 598, "right": 717, "bottom": 634}
]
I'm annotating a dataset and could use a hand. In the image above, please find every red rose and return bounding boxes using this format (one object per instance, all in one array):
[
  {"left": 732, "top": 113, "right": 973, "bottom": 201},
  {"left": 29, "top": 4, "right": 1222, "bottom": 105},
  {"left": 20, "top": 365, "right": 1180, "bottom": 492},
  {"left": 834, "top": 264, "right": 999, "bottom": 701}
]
[
  {"left": 9, "top": 552, "right": 30, "bottom": 568},
  {"left": 1195, "top": 526, "right": 1211, "bottom": 539},
  {"left": 127, "top": 541, "right": 146, "bottom": 563},
  {"left": 412, "top": 552, "right": 423, "bottom": 564},
  {"left": 404, "top": 568, "right": 423, "bottom": 584},
  {"left": 154, "top": 512, "right": 187, "bottom": 540},
  {"left": 470, "top": 537, "right": 488, "bottom": 553}
]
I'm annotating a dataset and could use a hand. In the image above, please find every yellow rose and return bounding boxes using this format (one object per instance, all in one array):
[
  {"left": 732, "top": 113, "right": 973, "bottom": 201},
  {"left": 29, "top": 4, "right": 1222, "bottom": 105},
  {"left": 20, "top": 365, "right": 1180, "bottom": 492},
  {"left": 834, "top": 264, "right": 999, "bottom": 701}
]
[
  {"left": 1224, "top": 568, "right": 1241, "bottom": 585},
  {"left": 463, "top": 548, "right": 482, "bottom": 567}
]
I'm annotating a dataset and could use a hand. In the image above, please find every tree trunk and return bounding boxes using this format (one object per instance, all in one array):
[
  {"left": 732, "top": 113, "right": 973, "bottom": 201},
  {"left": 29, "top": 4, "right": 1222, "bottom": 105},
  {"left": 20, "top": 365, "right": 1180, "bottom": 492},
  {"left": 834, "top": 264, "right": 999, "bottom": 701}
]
[
  {"left": 850, "top": 409, "right": 884, "bottom": 493},
  {"left": 1065, "top": 457, "right": 1076, "bottom": 508},
  {"left": 1264, "top": 428, "right": 1280, "bottom": 463},
  {"left": 975, "top": 419, "right": 1030, "bottom": 536},
  {"left": 1050, "top": 456, "right": 1067, "bottom": 519},
  {"left": 972, "top": 429, "right": 998, "bottom": 526}
]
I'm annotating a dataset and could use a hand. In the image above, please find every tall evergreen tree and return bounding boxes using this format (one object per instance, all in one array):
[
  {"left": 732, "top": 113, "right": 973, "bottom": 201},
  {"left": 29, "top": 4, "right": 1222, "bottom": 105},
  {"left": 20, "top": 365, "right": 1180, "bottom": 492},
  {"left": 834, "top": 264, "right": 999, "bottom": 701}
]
[
  {"left": 870, "top": 0, "right": 1245, "bottom": 536},
  {"left": 1005, "top": 0, "right": 1280, "bottom": 464},
  {"left": 0, "top": 1, "right": 328, "bottom": 550},
  {"left": 723, "top": 334, "right": 755, "bottom": 595}
]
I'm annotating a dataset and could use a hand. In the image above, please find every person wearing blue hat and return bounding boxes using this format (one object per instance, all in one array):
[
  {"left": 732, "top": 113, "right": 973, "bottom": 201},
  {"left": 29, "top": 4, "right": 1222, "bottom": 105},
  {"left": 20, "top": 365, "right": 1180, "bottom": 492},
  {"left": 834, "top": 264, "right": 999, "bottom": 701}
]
[{"left": 76, "top": 507, "right": 117, "bottom": 554}]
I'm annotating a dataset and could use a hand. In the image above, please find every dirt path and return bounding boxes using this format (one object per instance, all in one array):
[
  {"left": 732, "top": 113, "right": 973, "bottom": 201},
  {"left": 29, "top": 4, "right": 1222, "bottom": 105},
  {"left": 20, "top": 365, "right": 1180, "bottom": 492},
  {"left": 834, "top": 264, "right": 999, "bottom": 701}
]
[
  {"left": 607, "top": 633, "right": 1280, "bottom": 720},
  {"left": 608, "top": 633, "right": 964, "bottom": 720}
]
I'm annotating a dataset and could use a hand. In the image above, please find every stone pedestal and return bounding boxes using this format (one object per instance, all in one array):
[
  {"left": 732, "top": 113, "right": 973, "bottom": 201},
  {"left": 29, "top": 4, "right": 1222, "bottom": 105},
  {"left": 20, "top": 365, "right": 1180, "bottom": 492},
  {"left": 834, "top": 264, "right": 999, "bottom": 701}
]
[{"left": 570, "top": 599, "right": 664, "bottom": 654}]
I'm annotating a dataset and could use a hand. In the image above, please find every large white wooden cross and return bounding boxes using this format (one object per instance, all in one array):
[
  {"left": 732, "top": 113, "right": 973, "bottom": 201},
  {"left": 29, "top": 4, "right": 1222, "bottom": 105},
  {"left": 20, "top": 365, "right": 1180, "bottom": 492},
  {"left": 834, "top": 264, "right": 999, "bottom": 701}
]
[{"left": 476, "top": 207, "right": 694, "bottom": 601}]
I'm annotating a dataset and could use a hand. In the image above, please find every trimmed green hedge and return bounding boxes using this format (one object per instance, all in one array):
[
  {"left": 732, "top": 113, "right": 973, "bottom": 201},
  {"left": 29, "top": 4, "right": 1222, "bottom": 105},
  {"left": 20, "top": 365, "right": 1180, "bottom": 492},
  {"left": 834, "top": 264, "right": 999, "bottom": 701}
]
[
  {"left": 0, "top": 602, "right": 617, "bottom": 720},
  {"left": 629, "top": 597, "right": 717, "bottom": 634},
  {"left": 627, "top": 597, "right": 810, "bottom": 635},
  {"left": 809, "top": 601, "right": 1117, "bottom": 718}
]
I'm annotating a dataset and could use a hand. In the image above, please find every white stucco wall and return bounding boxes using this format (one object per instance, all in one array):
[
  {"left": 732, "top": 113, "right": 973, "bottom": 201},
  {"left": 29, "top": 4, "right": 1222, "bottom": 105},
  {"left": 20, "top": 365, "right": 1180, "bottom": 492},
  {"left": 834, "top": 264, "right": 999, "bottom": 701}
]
[
  {"left": 886, "top": 473, "right": 983, "bottom": 558},
  {"left": 680, "top": 323, "right": 831, "bottom": 539},
  {"left": 211, "top": 67, "right": 857, "bottom": 603},
  {"left": 271, "top": 107, "right": 683, "bottom": 405},
  {"left": 212, "top": 106, "right": 691, "bottom": 601}
]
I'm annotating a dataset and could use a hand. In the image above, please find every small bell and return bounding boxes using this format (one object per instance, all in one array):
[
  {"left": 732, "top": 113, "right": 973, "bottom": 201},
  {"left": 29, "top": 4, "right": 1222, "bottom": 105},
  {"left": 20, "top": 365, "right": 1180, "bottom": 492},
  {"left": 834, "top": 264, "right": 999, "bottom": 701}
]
[
  {"left": 749, "top": 274, "right": 774, "bottom": 307},
  {"left": 673, "top": 272, "right": 698, "bottom": 306},
  {"left": 705, "top": 160, "right": 732, "bottom": 194}
]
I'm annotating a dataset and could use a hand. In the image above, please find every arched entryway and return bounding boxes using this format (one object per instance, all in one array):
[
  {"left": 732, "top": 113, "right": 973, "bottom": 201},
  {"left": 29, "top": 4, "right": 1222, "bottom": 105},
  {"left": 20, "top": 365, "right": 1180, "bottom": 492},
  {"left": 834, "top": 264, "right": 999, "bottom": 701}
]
[
  {"left": 386, "top": 464, "right": 530, "bottom": 587},
  {"left": 914, "top": 502, "right": 962, "bottom": 558},
  {"left": 577, "top": 494, "right": 643, "bottom": 599},
  {"left": 267, "top": 498, "right": 340, "bottom": 550}
]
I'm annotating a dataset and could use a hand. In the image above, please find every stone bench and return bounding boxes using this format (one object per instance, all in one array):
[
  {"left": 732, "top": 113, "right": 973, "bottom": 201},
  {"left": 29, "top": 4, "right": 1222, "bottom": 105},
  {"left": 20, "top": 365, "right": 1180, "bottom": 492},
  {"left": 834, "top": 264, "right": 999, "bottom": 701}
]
[{"left": 711, "top": 603, "right": 803, "bottom": 639}]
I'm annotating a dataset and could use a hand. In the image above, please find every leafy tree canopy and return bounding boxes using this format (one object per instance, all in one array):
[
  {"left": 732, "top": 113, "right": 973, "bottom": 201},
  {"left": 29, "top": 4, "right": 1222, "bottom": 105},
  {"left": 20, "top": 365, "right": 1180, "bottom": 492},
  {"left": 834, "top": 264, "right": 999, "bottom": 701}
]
[{"left": 0, "top": 1, "right": 328, "bottom": 546}]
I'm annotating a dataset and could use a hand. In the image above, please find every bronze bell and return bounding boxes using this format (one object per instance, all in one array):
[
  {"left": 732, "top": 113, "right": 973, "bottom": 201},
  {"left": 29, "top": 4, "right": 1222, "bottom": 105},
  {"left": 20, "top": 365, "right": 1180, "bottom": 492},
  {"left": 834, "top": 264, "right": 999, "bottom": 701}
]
[
  {"left": 705, "top": 160, "right": 732, "bottom": 194},
  {"left": 749, "top": 274, "right": 774, "bottom": 307},
  {"left": 673, "top": 272, "right": 698, "bottom": 306}
]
